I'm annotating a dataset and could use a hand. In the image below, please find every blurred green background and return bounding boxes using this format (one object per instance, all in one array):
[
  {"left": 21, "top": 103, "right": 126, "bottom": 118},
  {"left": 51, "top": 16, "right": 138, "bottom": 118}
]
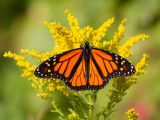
[{"left": 0, "top": 0, "right": 160, "bottom": 120}]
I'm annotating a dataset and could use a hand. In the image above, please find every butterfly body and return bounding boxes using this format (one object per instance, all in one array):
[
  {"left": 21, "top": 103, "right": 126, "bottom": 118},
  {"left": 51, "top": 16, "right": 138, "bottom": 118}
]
[
  {"left": 34, "top": 41, "right": 136, "bottom": 91},
  {"left": 83, "top": 41, "right": 91, "bottom": 88}
]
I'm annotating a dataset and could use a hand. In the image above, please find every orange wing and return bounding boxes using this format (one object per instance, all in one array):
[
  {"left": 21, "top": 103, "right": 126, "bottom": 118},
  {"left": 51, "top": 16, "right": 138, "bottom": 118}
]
[
  {"left": 89, "top": 56, "right": 109, "bottom": 90},
  {"left": 34, "top": 49, "right": 83, "bottom": 82},
  {"left": 65, "top": 56, "right": 88, "bottom": 91},
  {"left": 89, "top": 48, "right": 136, "bottom": 90}
]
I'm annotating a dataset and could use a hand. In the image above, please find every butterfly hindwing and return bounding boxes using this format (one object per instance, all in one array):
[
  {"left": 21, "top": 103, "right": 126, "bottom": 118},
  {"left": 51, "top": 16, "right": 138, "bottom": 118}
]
[
  {"left": 65, "top": 56, "right": 88, "bottom": 91},
  {"left": 34, "top": 49, "right": 83, "bottom": 82},
  {"left": 89, "top": 56, "right": 109, "bottom": 90},
  {"left": 89, "top": 48, "right": 136, "bottom": 90}
]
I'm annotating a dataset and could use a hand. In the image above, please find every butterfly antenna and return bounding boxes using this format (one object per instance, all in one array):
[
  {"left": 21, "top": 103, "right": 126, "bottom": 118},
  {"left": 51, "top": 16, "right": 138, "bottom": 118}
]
[{"left": 74, "top": 27, "right": 87, "bottom": 43}]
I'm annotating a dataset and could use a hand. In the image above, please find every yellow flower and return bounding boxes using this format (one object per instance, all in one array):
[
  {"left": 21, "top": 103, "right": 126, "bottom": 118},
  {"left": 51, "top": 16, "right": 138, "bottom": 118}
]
[
  {"left": 32, "top": 83, "right": 37, "bottom": 89},
  {"left": 68, "top": 113, "right": 79, "bottom": 119},
  {"left": 108, "top": 19, "right": 126, "bottom": 52},
  {"left": 126, "top": 108, "right": 139, "bottom": 120},
  {"left": 136, "top": 54, "right": 149, "bottom": 75},
  {"left": 68, "top": 114, "right": 76, "bottom": 119},
  {"left": 118, "top": 34, "right": 149, "bottom": 58},
  {"left": 126, "top": 53, "right": 149, "bottom": 84}
]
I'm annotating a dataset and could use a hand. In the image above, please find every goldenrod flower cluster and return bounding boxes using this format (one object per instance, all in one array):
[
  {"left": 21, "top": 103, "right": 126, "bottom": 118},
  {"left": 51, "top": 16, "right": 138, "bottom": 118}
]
[
  {"left": 4, "top": 9, "right": 149, "bottom": 119},
  {"left": 108, "top": 19, "right": 126, "bottom": 52},
  {"left": 118, "top": 34, "right": 148, "bottom": 58},
  {"left": 126, "top": 108, "right": 139, "bottom": 120}
]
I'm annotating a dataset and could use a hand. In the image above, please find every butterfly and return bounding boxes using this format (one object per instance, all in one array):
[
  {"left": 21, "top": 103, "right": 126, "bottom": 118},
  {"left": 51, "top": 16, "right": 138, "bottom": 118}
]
[{"left": 34, "top": 41, "right": 136, "bottom": 91}]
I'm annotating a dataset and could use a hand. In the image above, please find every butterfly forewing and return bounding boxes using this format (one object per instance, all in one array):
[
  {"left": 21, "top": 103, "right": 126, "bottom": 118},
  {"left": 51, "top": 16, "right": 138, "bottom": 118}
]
[
  {"left": 34, "top": 49, "right": 83, "bottom": 81},
  {"left": 90, "top": 48, "right": 136, "bottom": 82}
]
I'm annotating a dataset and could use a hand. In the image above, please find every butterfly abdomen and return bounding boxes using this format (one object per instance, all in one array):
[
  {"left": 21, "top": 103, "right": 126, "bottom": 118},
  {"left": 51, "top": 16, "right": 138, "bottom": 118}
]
[{"left": 83, "top": 41, "right": 91, "bottom": 88}]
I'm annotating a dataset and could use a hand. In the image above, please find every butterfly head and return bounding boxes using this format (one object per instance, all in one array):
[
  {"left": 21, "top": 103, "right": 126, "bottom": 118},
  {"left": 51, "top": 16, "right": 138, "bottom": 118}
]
[{"left": 85, "top": 41, "right": 89, "bottom": 46}]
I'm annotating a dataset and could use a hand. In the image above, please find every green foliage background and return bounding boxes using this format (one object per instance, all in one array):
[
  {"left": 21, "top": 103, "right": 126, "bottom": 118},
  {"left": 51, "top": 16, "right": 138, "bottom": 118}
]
[{"left": 0, "top": 0, "right": 159, "bottom": 120}]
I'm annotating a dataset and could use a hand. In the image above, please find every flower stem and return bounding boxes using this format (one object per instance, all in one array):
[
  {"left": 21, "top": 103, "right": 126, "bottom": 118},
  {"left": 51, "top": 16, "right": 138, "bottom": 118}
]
[
  {"left": 77, "top": 92, "right": 90, "bottom": 104},
  {"left": 51, "top": 101, "right": 64, "bottom": 117},
  {"left": 79, "top": 102, "right": 88, "bottom": 119},
  {"left": 89, "top": 91, "right": 93, "bottom": 120}
]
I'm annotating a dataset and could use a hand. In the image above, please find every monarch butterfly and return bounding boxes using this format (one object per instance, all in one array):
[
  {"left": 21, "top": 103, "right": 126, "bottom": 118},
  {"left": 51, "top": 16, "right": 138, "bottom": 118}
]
[{"left": 34, "top": 41, "right": 136, "bottom": 91}]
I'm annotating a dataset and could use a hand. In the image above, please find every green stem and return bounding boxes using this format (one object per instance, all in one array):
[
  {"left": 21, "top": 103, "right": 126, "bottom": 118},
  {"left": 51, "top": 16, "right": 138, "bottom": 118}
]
[
  {"left": 89, "top": 91, "right": 93, "bottom": 120},
  {"left": 79, "top": 102, "right": 88, "bottom": 119},
  {"left": 51, "top": 101, "right": 64, "bottom": 117},
  {"left": 77, "top": 92, "right": 90, "bottom": 104}
]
